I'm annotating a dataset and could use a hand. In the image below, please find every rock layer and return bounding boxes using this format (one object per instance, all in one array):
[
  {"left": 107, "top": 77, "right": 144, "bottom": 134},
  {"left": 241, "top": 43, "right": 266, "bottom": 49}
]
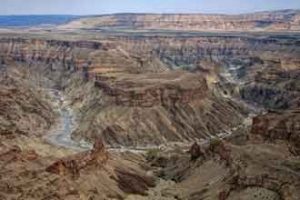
[
  {"left": 61, "top": 10, "right": 300, "bottom": 32},
  {"left": 0, "top": 32, "right": 299, "bottom": 147},
  {"left": 251, "top": 110, "right": 300, "bottom": 154},
  {"left": 0, "top": 67, "right": 55, "bottom": 137}
]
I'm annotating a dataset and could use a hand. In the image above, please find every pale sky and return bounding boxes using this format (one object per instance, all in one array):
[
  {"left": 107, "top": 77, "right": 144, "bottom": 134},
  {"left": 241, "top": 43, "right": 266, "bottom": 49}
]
[{"left": 0, "top": 0, "right": 299, "bottom": 15}]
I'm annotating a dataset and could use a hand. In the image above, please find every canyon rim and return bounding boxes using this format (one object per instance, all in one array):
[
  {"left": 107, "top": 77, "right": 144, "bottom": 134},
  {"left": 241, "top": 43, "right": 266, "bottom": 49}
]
[{"left": 0, "top": 2, "right": 300, "bottom": 200}]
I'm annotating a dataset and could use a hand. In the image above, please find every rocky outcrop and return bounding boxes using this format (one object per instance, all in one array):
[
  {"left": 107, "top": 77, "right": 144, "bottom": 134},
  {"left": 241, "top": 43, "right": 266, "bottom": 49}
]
[
  {"left": 189, "top": 142, "right": 203, "bottom": 161},
  {"left": 0, "top": 31, "right": 298, "bottom": 147},
  {"left": 114, "top": 167, "right": 156, "bottom": 195},
  {"left": 61, "top": 10, "right": 300, "bottom": 32},
  {"left": 251, "top": 110, "right": 300, "bottom": 154},
  {"left": 95, "top": 72, "right": 208, "bottom": 107},
  {"left": 46, "top": 138, "right": 108, "bottom": 177},
  {"left": 0, "top": 146, "right": 30, "bottom": 163},
  {"left": 240, "top": 68, "right": 300, "bottom": 109},
  {"left": 0, "top": 12, "right": 300, "bottom": 200},
  {"left": 0, "top": 68, "right": 55, "bottom": 137},
  {"left": 0, "top": 139, "right": 155, "bottom": 199},
  {"left": 151, "top": 138, "right": 300, "bottom": 200}
]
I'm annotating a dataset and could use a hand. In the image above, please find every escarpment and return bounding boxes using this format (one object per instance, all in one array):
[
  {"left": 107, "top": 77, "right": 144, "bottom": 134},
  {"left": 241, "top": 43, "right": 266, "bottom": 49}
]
[
  {"left": 0, "top": 67, "right": 55, "bottom": 137},
  {"left": 240, "top": 68, "right": 300, "bottom": 109},
  {"left": 94, "top": 72, "right": 209, "bottom": 107},
  {"left": 0, "top": 68, "right": 156, "bottom": 200},
  {"left": 241, "top": 61, "right": 300, "bottom": 157},
  {"left": 0, "top": 32, "right": 299, "bottom": 147},
  {"left": 1, "top": 34, "right": 299, "bottom": 71},
  {"left": 251, "top": 110, "right": 300, "bottom": 154},
  {"left": 68, "top": 70, "right": 246, "bottom": 147},
  {"left": 147, "top": 138, "right": 300, "bottom": 200},
  {"left": 0, "top": 10, "right": 300, "bottom": 200},
  {"left": 60, "top": 10, "right": 300, "bottom": 32}
]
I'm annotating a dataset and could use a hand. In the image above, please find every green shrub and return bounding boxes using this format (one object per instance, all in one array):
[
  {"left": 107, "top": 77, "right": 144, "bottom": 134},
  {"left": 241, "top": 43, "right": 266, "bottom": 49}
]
[
  {"left": 209, "top": 138, "right": 223, "bottom": 152},
  {"left": 146, "top": 148, "right": 160, "bottom": 161}
]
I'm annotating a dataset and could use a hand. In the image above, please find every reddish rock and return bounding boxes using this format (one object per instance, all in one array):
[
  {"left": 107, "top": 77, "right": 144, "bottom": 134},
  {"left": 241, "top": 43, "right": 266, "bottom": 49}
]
[
  {"left": 209, "top": 140, "right": 232, "bottom": 166},
  {"left": 62, "top": 11, "right": 300, "bottom": 32},
  {"left": 219, "top": 190, "right": 230, "bottom": 200},
  {"left": 0, "top": 146, "right": 22, "bottom": 163},
  {"left": 23, "top": 150, "right": 39, "bottom": 161},
  {"left": 95, "top": 72, "right": 208, "bottom": 107},
  {"left": 251, "top": 110, "right": 300, "bottom": 154},
  {"left": 46, "top": 138, "right": 108, "bottom": 178},
  {"left": 114, "top": 167, "right": 155, "bottom": 195},
  {"left": 189, "top": 142, "right": 204, "bottom": 161}
]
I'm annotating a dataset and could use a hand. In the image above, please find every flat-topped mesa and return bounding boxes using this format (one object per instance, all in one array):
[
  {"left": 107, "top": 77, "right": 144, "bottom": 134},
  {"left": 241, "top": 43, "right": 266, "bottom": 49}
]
[
  {"left": 60, "top": 10, "right": 300, "bottom": 32},
  {"left": 94, "top": 72, "right": 209, "bottom": 107},
  {"left": 46, "top": 138, "right": 108, "bottom": 177}
]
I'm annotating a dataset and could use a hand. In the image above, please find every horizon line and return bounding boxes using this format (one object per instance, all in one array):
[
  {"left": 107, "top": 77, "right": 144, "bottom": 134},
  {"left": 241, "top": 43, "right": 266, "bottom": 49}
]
[{"left": 0, "top": 8, "right": 299, "bottom": 17}]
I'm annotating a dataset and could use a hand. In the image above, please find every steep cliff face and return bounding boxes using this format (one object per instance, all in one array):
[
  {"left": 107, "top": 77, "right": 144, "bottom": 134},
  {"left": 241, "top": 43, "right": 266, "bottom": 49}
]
[
  {"left": 143, "top": 137, "right": 300, "bottom": 200},
  {"left": 247, "top": 63, "right": 300, "bottom": 155},
  {"left": 0, "top": 13, "right": 300, "bottom": 199},
  {"left": 61, "top": 10, "right": 300, "bottom": 32},
  {"left": 0, "top": 33, "right": 298, "bottom": 147},
  {"left": 0, "top": 68, "right": 156, "bottom": 200},
  {"left": 94, "top": 71, "right": 208, "bottom": 107},
  {"left": 0, "top": 67, "right": 55, "bottom": 137},
  {"left": 251, "top": 110, "right": 300, "bottom": 154},
  {"left": 1, "top": 34, "right": 298, "bottom": 78},
  {"left": 0, "top": 135, "right": 156, "bottom": 199},
  {"left": 240, "top": 68, "right": 300, "bottom": 109}
]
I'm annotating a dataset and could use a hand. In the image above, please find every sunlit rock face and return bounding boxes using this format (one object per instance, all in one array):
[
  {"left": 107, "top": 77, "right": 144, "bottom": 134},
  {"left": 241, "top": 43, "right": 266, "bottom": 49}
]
[
  {"left": 60, "top": 10, "right": 300, "bottom": 32},
  {"left": 240, "top": 68, "right": 300, "bottom": 109},
  {"left": 0, "top": 31, "right": 299, "bottom": 147},
  {"left": 0, "top": 68, "right": 55, "bottom": 138},
  {"left": 0, "top": 9, "right": 300, "bottom": 200},
  {"left": 0, "top": 68, "right": 155, "bottom": 200},
  {"left": 46, "top": 138, "right": 108, "bottom": 177}
]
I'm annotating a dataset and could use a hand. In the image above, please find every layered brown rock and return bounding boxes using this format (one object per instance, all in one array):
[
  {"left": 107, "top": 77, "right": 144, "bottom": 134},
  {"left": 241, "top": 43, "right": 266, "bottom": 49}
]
[
  {"left": 153, "top": 138, "right": 300, "bottom": 200},
  {"left": 46, "top": 138, "right": 108, "bottom": 177},
  {"left": 189, "top": 142, "right": 204, "bottom": 161},
  {"left": 0, "top": 27, "right": 298, "bottom": 147},
  {"left": 0, "top": 140, "right": 155, "bottom": 199},
  {"left": 0, "top": 10, "right": 299, "bottom": 200},
  {"left": 241, "top": 68, "right": 300, "bottom": 109},
  {"left": 0, "top": 68, "right": 55, "bottom": 137},
  {"left": 114, "top": 167, "right": 156, "bottom": 195},
  {"left": 95, "top": 71, "right": 208, "bottom": 107},
  {"left": 60, "top": 10, "right": 300, "bottom": 32},
  {"left": 251, "top": 110, "right": 300, "bottom": 154}
]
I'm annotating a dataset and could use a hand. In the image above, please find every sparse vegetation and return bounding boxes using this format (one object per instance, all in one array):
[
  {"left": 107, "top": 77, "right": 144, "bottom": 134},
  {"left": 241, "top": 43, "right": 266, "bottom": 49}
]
[
  {"left": 209, "top": 138, "right": 223, "bottom": 152},
  {"left": 146, "top": 148, "right": 160, "bottom": 161}
]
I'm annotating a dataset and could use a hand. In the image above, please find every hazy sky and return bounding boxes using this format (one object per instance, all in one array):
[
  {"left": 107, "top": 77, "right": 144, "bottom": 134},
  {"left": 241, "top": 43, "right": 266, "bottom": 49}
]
[{"left": 0, "top": 0, "right": 300, "bottom": 15}]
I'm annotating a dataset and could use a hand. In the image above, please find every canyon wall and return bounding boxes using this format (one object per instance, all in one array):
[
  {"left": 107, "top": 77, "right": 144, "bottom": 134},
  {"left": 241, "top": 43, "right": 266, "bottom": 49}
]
[
  {"left": 0, "top": 67, "right": 55, "bottom": 138},
  {"left": 0, "top": 33, "right": 299, "bottom": 147},
  {"left": 61, "top": 10, "right": 300, "bottom": 31}
]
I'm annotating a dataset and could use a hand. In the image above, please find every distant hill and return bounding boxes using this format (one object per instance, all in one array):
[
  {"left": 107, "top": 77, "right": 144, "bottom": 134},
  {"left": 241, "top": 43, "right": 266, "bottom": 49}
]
[
  {"left": 0, "top": 15, "right": 78, "bottom": 27},
  {"left": 60, "top": 9, "right": 300, "bottom": 32}
]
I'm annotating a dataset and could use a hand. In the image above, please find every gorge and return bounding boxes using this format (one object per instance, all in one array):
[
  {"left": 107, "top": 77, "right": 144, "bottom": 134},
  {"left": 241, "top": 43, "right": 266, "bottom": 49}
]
[{"left": 0, "top": 10, "right": 299, "bottom": 200}]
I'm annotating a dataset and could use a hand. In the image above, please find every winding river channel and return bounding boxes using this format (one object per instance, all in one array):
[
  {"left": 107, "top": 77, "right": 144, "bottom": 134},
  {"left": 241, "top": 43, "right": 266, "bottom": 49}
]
[
  {"left": 45, "top": 89, "right": 92, "bottom": 151},
  {"left": 44, "top": 81, "right": 264, "bottom": 153}
]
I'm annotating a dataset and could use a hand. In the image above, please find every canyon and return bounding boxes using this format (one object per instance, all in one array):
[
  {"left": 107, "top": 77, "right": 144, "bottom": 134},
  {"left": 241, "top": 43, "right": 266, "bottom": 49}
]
[
  {"left": 0, "top": 9, "right": 299, "bottom": 200},
  {"left": 60, "top": 9, "right": 300, "bottom": 32}
]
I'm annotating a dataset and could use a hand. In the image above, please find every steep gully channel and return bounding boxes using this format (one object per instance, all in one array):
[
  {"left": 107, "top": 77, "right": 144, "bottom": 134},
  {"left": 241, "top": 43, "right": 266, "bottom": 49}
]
[
  {"left": 44, "top": 89, "right": 92, "bottom": 151},
  {"left": 44, "top": 69, "right": 265, "bottom": 153}
]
